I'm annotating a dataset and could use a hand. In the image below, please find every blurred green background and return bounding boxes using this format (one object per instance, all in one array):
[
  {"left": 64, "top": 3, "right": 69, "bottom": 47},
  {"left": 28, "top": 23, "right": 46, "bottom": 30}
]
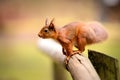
[{"left": 0, "top": 0, "right": 120, "bottom": 80}]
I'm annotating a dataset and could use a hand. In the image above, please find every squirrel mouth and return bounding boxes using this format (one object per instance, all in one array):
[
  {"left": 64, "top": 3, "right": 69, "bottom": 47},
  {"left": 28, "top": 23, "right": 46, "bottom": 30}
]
[
  {"left": 38, "top": 35, "right": 46, "bottom": 39},
  {"left": 38, "top": 34, "right": 41, "bottom": 37}
]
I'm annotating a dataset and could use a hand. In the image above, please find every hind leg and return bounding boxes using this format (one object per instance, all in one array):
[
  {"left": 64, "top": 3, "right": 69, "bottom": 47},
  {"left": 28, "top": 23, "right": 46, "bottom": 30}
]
[{"left": 77, "top": 37, "right": 87, "bottom": 53}]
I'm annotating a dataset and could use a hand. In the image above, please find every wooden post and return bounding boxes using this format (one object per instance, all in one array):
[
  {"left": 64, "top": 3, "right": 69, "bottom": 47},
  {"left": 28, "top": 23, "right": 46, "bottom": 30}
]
[
  {"left": 65, "top": 53, "right": 101, "bottom": 80},
  {"left": 38, "top": 39, "right": 101, "bottom": 80},
  {"left": 88, "top": 50, "right": 119, "bottom": 80}
]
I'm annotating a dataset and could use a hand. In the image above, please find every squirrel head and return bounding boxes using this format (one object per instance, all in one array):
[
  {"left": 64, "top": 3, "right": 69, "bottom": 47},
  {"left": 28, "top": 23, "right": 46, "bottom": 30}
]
[{"left": 38, "top": 18, "right": 57, "bottom": 39}]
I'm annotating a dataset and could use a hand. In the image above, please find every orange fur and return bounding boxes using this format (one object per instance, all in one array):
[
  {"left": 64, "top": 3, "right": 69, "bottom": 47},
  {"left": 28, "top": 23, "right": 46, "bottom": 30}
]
[{"left": 38, "top": 19, "right": 108, "bottom": 59}]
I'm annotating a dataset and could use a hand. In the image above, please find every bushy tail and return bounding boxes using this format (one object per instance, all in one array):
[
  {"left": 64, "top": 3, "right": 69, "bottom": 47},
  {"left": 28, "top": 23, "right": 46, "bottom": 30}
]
[{"left": 86, "top": 21, "right": 108, "bottom": 44}]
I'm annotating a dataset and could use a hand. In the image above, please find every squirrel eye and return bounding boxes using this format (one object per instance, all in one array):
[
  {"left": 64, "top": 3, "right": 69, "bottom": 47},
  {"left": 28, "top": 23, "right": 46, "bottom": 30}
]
[{"left": 44, "top": 29, "right": 48, "bottom": 32}]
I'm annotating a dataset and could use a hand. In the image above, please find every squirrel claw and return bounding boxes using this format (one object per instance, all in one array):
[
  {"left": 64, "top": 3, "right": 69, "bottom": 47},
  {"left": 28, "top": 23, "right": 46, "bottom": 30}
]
[
  {"left": 73, "top": 50, "right": 81, "bottom": 54},
  {"left": 64, "top": 51, "right": 81, "bottom": 70},
  {"left": 64, "top": 51, "right": 81, "bottom": 65},
  {"left": 64, "top": 56, "right": 70, "bottom": 65}
]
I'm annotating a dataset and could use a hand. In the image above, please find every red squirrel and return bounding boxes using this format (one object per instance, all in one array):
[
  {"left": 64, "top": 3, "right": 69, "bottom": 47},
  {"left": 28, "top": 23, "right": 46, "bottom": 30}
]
[{"left": 38, "top": 18, "right": 108, "bottom": 63}]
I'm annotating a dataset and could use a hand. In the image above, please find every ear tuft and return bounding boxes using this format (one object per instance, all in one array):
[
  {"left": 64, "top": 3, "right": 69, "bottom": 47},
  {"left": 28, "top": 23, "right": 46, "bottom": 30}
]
[
  {"left": 45, "top": 18, "right": 49, "bottom": 26},
  {"left": 50, "top": 18, "right": 54, "bottom": 24},
  {"left": 49, "top": 23, "right": 55, "bottom": 31},
  {"left": 49, "top": 18, "right": 56, "bottom": 31}
]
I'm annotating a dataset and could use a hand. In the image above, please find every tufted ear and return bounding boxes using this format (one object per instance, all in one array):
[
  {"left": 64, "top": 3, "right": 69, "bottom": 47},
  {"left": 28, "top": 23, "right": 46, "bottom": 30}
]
[
  {"left": 49, "top": 18, "right": 54, "bottom": 26},
  {"left": 50, "top": 18, "right": 54, "bottom": 23},
  {"left": 48, "top": 18, "right": 56, "bottom": 31},
  {"left": 45, "top": 18, "right": 49, "bottom": 26}
]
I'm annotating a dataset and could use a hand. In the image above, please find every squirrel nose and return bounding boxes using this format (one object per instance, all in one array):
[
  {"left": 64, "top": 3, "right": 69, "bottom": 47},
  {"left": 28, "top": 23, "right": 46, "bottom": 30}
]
[{"left": 38, "top": 33, "right": 42, "bottom": 37}]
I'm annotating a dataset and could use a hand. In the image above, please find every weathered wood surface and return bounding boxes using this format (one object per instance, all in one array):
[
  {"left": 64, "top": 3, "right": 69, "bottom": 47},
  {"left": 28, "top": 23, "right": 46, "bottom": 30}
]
[
  {"left": 38, "top": 39, "right": 114, "bottom": 80},
  {"left": 88, "top": 50, "right": 119, "bottom": 80},
  {"left": 66, "top": 53, "right": 101, "bottom": 80}
]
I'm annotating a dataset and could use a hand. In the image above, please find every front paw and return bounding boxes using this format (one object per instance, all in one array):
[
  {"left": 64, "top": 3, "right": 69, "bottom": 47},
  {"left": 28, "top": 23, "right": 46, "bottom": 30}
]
[
  {"left": 64, "top": 56, "right": 70, "bottom": 65},
  {"left": 73, "top": 50, "right": 81, "bottom": 54}
]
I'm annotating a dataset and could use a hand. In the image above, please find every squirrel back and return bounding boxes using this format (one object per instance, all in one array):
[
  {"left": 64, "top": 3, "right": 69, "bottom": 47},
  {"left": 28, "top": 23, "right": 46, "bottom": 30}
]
[{"left": 58, "top": 21, "right": 108, "bottom": 45}]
